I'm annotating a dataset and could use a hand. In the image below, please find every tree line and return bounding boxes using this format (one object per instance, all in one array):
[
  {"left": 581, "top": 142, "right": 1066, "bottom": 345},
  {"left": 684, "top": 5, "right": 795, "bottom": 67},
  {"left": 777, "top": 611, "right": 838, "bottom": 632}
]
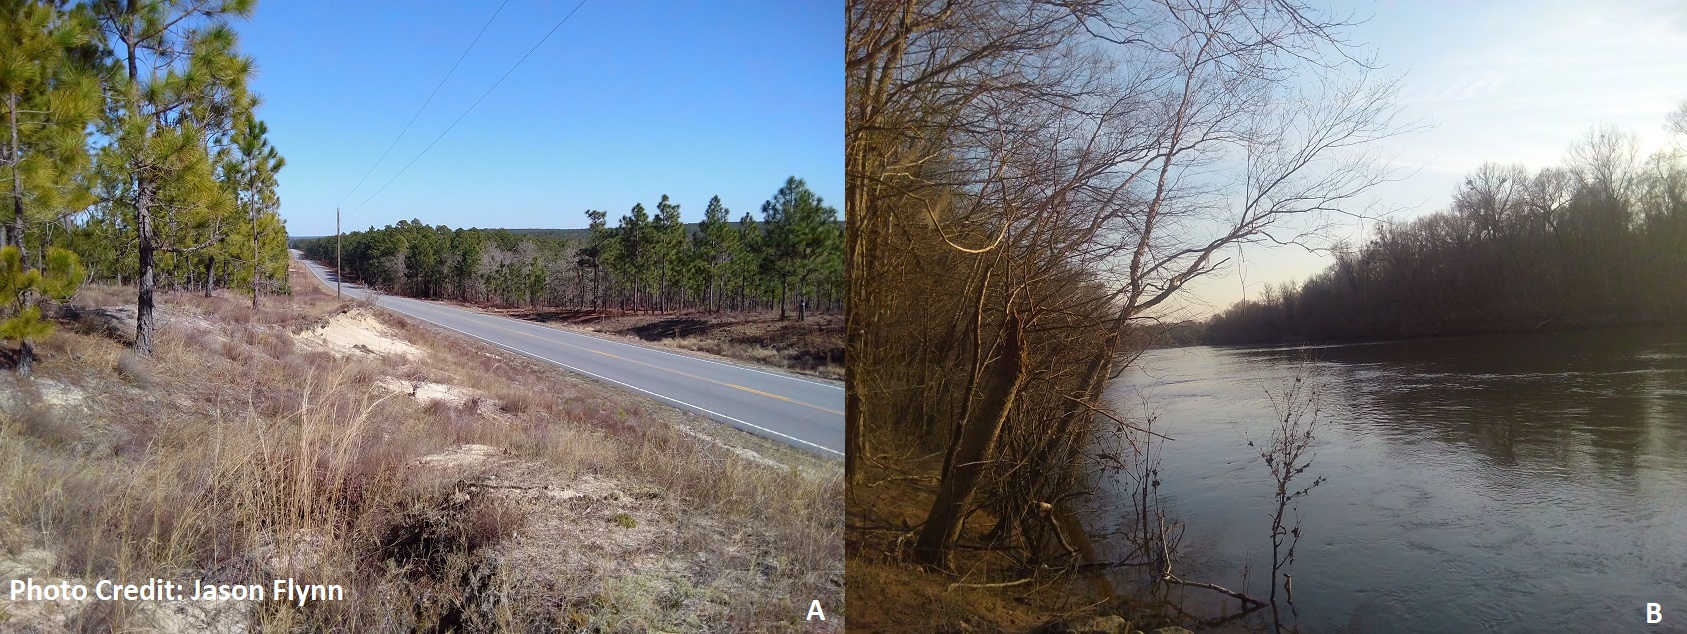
[
  {"left": 1, "top": 0, "right": 287, "bottom": 366},
  {"left": 297, "top": 176, "right": 842, "bottom": 320},
  {"left": 1206, "top": 119, "right": 1687, "bottom": 345}
]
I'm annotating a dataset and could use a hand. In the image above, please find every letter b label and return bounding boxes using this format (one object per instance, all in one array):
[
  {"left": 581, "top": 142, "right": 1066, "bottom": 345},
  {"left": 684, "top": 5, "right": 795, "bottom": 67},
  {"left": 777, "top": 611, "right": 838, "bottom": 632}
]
[{"left": 1647, "top": 603, "right": 1662, "bottom": 624}]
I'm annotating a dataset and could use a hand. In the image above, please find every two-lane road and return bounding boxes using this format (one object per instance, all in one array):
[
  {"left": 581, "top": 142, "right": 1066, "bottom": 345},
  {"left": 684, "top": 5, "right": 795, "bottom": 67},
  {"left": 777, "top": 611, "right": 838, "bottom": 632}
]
[{"left": 292, "top": 251, "right": 843, "bottom": 457}]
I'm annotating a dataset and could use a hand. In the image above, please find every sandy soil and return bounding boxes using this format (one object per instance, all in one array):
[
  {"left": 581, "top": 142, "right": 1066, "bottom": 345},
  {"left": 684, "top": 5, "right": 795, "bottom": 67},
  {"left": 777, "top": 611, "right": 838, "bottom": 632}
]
[
  {"left": 296, "top": 309, "right": 425, "bottom": 358},
  {"left": 376, "top": 377, "right": 485, "bottom": 408}
]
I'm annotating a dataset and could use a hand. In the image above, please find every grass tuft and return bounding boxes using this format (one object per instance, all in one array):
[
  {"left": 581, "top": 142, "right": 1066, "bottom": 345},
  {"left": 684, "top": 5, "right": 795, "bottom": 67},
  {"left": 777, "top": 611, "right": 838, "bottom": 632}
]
[
  {"left": 113, "top": 351, "right": 154, "bottom": 387},
  {"left": 11, "top": 402, "right": 81, "bottom": 447}
]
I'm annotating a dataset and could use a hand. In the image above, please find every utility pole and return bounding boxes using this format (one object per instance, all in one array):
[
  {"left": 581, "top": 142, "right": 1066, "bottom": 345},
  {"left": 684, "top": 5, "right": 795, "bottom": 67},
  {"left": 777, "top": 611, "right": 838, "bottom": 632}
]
[{"left": 336, "top": 206, "right": 342, "bottom": 299}]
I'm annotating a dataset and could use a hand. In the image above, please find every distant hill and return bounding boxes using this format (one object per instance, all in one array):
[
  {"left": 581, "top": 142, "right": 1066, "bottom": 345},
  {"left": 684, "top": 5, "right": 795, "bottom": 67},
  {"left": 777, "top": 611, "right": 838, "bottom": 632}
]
[
  {"left": 288, "top": 228, "right": 597, "bottom": 249},
  {"left": 289, "top": 219, "right": 843, "bottom": 249},
  {"left": 500, "top": 228, "right": 595, "bottom": 241}
]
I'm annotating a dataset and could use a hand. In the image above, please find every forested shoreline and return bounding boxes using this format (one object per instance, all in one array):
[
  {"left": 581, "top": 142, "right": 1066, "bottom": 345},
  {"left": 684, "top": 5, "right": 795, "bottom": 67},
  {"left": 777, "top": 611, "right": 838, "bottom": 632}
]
[
  {"left": 1204, "top": 124, "right": 1687, "bottom": 345},
  {"left": 297, "top": 176, "right": 843, "bottom": 319}
]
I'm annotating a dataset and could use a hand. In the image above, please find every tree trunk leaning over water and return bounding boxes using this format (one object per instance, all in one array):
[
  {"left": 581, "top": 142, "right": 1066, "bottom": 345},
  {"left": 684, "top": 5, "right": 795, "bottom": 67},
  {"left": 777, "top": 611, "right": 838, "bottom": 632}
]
[{"left": 913, "top": 312, "right": 1027, "bottom": 569}]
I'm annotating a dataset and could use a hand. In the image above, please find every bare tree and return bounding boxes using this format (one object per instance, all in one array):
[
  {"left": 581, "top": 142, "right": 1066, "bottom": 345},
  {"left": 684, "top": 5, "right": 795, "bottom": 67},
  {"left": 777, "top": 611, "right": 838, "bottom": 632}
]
[
  {"left": 845, "top": 0, "right": 1105, "bottom": 486},
  {"left": 846, "top": 0, "right": 1405, "bottom": 571},
  {"left": 1253, "top": 373, "right": 1326, "bottom": 632}
]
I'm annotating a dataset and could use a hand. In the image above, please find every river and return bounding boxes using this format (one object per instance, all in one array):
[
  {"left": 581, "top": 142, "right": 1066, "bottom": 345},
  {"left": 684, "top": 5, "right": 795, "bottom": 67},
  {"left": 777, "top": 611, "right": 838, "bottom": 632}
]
[{"left": 1090, "top": 326, "right": 1687, "bottom": 632}]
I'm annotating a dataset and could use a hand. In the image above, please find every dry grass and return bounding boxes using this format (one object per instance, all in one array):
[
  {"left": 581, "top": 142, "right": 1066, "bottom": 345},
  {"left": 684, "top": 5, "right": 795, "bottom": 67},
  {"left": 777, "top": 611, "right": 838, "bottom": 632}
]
[
  {"left": 3, "top": 394, "right": 81, "bottom": 448},
  {"left": 0, "top": 260, "right": 843, "bottom": 632}
]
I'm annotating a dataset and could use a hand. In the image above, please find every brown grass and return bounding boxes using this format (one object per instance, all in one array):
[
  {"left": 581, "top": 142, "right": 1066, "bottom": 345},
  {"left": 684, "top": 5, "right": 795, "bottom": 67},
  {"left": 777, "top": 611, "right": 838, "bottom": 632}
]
[
  {"left": 7, "top": 398, "right": 80, "bottom": 447},
  {"left": 0, "top": 260, "right": 843, "bottom": 632}
]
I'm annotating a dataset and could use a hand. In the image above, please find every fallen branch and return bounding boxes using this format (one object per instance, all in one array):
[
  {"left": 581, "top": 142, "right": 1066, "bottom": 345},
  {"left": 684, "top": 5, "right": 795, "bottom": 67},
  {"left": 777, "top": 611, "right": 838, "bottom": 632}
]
[
  {"left": 865, "top": 474, "right": 939, "bottom": 488},
  {"left": 947, "top": 577, "right": 1033, "bottom": 591},
  {"left": 1161, "top": 572, "right": 1265, "bottom": 608},
  {"left": 1074, "top": 559, "right": 1157, "bottom": 571}
]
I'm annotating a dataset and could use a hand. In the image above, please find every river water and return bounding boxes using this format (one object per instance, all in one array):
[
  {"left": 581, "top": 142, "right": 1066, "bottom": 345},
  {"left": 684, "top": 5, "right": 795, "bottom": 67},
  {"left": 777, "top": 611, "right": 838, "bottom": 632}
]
[{"left": 1091, "top": 326, "right": 1687, "bottom": 632}]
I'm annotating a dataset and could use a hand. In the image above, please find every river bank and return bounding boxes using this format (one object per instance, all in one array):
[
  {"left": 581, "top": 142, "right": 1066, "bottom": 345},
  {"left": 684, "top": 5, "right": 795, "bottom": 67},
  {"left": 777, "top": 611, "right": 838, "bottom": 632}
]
[{"left": 848, "top": 448, "right": 1212, "bottom": 633}]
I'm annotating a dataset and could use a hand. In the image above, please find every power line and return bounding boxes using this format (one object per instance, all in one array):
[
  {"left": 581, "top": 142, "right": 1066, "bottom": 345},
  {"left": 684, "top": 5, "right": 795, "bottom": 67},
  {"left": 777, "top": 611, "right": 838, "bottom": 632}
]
[
  {"left": 348, "top": 0, "right": 590, "bottom": 217},
  {"left": 336, "top": 1, "right": 510, "bottom": 209}
]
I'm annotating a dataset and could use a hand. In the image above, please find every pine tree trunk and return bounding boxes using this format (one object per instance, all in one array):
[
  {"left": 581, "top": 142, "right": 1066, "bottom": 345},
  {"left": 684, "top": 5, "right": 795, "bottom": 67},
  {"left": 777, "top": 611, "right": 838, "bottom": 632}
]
[
  {"left": 9, "top": 92, "right": 25, "bottom": 268},
  {"left": 124, "top": 18, "right": 157, "bottom": 356},
  {"left": 797, "top": 276, "right": 807, "bottom": 322},
  {"left": 18, "top": 340, "right": 32, "bottom": 377},
  {"left": 252, "top": 209, "right": 260, "bottom": 310},
  {"left": 204, "top": 255, "right": 214, "bottom": 297},
  {"left": 135, "top": 186, "right": 157, "bottom": 355},
  {"left": 36, "top": 223, "right": 48, "bottom": 271}
]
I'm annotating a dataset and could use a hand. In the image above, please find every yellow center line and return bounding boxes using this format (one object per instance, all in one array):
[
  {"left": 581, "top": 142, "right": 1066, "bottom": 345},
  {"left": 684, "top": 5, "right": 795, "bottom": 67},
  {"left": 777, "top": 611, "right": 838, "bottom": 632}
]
[{"left": 422, "top": 306, "right": 844, "bottom": 416}]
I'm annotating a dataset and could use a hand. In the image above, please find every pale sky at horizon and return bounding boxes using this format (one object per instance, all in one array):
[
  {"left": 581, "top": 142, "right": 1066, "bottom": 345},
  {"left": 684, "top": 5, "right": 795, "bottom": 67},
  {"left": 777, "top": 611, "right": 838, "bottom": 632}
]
[{"left": 1168, "top": 0, "right": 1687, "bottom": 319}]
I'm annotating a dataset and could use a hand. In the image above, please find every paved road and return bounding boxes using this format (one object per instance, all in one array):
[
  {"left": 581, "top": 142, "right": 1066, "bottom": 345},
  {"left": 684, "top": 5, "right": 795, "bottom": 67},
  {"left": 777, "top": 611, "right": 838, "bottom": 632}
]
[{"left": 292, "top": 250, "right": 844, "bottom": 457}]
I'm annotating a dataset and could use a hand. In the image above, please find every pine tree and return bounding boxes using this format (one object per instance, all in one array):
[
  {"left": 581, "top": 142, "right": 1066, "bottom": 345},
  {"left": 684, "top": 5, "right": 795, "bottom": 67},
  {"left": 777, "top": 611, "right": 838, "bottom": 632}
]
[
  {"left": 651, "top": 194, "right": 685, "bottom": 311},
  {"left": 0, "top": 245, "right": 81, "bottom": 375},
  {"left": 614, "top": 203, "right": 650, "bottom": 310},
  {"left": 0, "top": 1, "right": 101, "bottom": 268},
  {"left": 527, "top": 256, "right": 547, "bottom": 307},
  {"left": 580, "top": 209, "right": 609, "bottom": 309},
  {"left": 220, "top": 115, "right": 283, "bottom": 306},
  {"left": 451, "top": 228, "right": 486, "bottom": 301},
  {"left": 91, "top": 0, "right": 258, "bottom": 355},
  {"left": 695, "top": 195, "right": 736, "bottom": 312},
  {"left": 761, "top": 177, "right": 839, "bottom": 321},
  {"left": 731, "top": 211, "right": 762, "bottom": 312}
]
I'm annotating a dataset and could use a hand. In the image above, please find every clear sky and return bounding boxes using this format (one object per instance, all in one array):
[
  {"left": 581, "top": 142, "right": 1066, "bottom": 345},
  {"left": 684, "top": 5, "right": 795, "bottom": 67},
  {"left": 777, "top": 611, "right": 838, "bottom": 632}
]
[
  {"left": 1170, "top": 0, "right": 1687, "bottom": 318},
  {"left": 236, "top": 1, "right": 839, "bottom": 237}
]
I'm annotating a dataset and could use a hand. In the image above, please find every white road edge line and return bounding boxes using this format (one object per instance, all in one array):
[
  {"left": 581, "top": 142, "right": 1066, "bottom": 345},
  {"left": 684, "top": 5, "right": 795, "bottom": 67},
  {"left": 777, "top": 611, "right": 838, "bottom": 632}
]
[
  {"left": 395, "top": 294, "right": 842, "bottom": 390},
  {"left": 387, "top": 304, "right": 845, "bottom": 457}
]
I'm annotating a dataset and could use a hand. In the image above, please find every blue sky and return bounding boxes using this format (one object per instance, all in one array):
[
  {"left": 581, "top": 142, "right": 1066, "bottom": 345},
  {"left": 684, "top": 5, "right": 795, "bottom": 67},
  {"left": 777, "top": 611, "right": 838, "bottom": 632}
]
[
  {"left": 1171, "top": 0, "right": 1687, "bottom": 316},
  {"left": 237, "top": 1, "right": 839, "bottom": 237}
]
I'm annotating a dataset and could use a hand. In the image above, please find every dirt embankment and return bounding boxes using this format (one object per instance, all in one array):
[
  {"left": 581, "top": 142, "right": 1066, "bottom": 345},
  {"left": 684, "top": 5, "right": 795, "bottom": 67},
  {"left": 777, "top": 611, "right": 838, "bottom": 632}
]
[
  {"left": 483, "top": 308, "right": 844, "bottom": 380},
  {"left": 0, "top": 261, "right": 842, "bottom": 632}
]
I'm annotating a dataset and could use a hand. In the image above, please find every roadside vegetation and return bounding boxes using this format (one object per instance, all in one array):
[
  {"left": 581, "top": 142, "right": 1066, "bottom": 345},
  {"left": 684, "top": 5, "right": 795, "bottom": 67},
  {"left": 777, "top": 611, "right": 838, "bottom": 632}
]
[
  {"left": 1204, "top": 114, "right": 1687, "bottom": 345},
  {"left": 846, "top": 0, "right": 1400, "bottom": 630},
  {"left": 479, "top": 308, "right": 844, "bottom": 380},
  {"left": 0, "top": 260, "right": 843, "bottom": 631},
  {"left": 295, "top": 176, "right": 843, "bottom": 321}
]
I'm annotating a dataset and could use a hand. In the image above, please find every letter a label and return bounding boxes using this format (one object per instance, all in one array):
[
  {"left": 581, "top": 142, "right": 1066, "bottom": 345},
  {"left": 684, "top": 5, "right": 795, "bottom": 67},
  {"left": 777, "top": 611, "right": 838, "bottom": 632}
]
[{"left": 806, "top": 600, "right": 825, "bottom": 621}]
